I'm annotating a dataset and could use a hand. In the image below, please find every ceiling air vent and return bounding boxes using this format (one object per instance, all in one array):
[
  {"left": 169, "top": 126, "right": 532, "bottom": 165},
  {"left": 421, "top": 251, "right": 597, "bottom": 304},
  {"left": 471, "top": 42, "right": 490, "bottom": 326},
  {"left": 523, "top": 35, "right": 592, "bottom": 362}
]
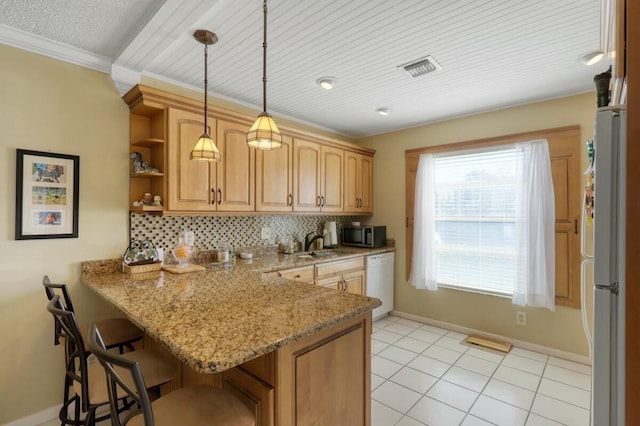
[{"left": 399, "top": 55, "right": 442, "bottom": 77}]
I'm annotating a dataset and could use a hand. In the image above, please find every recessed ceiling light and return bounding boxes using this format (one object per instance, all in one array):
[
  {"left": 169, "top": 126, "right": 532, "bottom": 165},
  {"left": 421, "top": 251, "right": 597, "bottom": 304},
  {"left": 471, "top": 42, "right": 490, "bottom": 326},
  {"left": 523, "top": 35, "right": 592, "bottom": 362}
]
[
  {"left": 580, "top": 50, "right": 605, "bottom": 66},
  {"left": 316, "top": 77, "right": 336, "bottom": 90},
  {"left": 376, "top": 107, "right": 391, "bottom": 116}
]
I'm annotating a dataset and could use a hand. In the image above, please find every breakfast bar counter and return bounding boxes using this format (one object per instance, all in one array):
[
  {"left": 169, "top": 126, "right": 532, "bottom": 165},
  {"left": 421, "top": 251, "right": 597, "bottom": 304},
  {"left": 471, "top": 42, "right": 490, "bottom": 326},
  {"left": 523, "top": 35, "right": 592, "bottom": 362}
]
[{"left": 81, "top": 257, "right": 381, "bottom": 425}]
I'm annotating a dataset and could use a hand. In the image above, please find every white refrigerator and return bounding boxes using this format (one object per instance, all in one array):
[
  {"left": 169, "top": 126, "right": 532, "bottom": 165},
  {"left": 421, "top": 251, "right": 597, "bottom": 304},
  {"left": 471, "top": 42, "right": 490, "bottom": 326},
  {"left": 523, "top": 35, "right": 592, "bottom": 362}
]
[{"left": 592, "top": 107, "right": 626, "bottom": 425}]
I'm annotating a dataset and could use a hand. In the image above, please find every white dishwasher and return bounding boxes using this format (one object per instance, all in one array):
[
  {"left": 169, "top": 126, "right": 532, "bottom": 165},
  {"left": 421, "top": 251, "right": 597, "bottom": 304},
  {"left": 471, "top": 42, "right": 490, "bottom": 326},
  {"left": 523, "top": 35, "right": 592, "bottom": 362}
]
[{"left": 366, "top": 252, "right": 395, "bottom": 320}]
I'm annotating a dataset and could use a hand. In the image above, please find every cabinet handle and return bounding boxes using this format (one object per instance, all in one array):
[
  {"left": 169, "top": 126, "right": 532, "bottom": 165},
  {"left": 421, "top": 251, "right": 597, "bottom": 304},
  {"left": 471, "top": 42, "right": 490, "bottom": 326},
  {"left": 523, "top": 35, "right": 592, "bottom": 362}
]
[
  {"left": 294, "top": 274, "right": 301, "bottom": 279},
  {"left": 574, "top": 219, "right": 578, "bottom": 234},
  {"left": 317, "top": 196, "right": 321, "bottom": 207},
  {"left": 359, "top": 198, "right": 362, "bottom": 208},
  {"left": 289, "top": 193, "right": 292, "bottom": 206},
  {"left": 218, "top": 189, "right": 222, "bottom": 205},
  {"left": 211, "top": 188, "right": 216, "bottom": 204},
  {"left": 321, "top": 195, "right": 325, "bottom": 207}
]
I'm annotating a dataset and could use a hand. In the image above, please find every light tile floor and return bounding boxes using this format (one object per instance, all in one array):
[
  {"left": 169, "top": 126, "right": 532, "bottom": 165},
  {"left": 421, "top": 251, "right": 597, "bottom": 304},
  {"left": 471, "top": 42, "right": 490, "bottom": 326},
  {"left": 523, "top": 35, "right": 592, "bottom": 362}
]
[
  {"left": 41, "top": 315, "right": 591, "bottom": 426},
  {"left": 371, "top": 315, "right": 592, "bottom": 426}
]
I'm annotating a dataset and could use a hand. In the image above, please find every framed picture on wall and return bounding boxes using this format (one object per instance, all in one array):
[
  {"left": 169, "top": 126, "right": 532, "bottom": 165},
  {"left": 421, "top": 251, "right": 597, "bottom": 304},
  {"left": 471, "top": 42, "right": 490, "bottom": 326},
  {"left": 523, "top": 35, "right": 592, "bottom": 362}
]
[{"left": 15, "top": 149, "right": 80, "bottom": 240}]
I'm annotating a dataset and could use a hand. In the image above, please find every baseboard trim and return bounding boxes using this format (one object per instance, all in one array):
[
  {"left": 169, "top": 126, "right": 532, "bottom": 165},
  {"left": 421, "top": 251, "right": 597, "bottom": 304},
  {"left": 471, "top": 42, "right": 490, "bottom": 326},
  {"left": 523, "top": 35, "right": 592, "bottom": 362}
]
[
  {"left": 3, "top": 404, "right": 60, "bottom": 426},
  {"left": 389, "top": 310, "right": 592, "bottom": 366}
]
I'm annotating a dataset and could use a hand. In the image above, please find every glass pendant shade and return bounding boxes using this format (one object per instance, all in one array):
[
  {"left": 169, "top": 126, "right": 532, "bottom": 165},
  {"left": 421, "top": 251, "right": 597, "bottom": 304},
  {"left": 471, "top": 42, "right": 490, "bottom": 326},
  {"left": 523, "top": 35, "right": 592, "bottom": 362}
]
[
  {"left": 247, "top": 0, "right": 282, "bottom": 150},
  {"left": 191, "top": 132, "right": 221, "bottom": 161},
  {"left": 191, "top": 29, "right": 220, "bottom": 162},
  {"left": 247, "top": 112, "right": 283, "bottom": 150}
]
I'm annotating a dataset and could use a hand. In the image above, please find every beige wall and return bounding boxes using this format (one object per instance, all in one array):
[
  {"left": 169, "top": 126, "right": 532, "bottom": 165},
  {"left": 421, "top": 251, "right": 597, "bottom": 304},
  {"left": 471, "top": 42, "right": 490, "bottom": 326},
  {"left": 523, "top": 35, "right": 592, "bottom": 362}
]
[
  {"left": 0, "top": 45, "right": 130, "bottom": 423},
  {"left": 356, "top": 93, "right": 596, "bottom": 356}
]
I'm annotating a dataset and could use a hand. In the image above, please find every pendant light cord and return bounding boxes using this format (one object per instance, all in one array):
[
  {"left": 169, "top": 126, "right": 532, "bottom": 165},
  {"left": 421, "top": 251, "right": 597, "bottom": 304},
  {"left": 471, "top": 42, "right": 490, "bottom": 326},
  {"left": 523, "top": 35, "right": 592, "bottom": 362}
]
[
  {"left": 262, "top": 0, "right": 268, "bottom": 113},
  {"left": 204, "top": 43, "right": 209, "bottom": 133}
]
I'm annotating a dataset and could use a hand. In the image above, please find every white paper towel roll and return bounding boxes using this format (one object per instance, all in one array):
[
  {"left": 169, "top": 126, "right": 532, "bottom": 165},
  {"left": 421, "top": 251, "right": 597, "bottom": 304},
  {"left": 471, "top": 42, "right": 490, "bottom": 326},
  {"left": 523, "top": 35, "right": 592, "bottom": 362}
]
[{"left": 323, "top": 221, "right": 338, "bottom": 246}]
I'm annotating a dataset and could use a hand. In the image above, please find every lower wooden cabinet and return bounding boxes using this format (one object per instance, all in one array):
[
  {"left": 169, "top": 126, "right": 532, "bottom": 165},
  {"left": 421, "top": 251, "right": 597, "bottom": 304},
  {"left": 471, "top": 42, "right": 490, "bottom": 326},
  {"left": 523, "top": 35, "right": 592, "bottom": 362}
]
[
  {"left": 315, "top": 257, "right": 366, "bottom": 295},
  {"left": 145, "top": 313, "right": 372, "bottom": 426}
]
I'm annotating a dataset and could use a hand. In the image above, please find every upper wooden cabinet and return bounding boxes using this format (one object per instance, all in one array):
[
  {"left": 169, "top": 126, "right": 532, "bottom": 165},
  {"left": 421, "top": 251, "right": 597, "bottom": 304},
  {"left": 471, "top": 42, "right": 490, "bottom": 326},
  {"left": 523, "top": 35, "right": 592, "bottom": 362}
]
[
  {"left": 216, "top": 119, "right": 254, "bottom": 212},
  {"left": 167, "top": 108, "right": 216, "bottom": 211},
  {"left": 124, "top": 85, "right": 375, "bottom": 216},
  {"left": 293, "top": 138, "right": 343, "bottom": 212},
  {"left": 166, "top": 111, "right": 254, "bottom": 212},
  {"left": 344, "top": 151, "right": 373, "bottom": 214},
  {"left": 256, "top": 136, "right": 293, "bottom": 212}
]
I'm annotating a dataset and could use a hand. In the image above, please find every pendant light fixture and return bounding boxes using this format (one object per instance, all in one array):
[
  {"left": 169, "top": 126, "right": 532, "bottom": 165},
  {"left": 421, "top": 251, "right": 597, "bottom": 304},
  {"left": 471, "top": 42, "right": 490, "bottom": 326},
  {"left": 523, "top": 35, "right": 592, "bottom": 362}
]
[
  {"left": 191, "top": 29, "right": 221, "bottom": 161},
  {"left": 247, "top": 0, "right": 283, "bottom": 150}
]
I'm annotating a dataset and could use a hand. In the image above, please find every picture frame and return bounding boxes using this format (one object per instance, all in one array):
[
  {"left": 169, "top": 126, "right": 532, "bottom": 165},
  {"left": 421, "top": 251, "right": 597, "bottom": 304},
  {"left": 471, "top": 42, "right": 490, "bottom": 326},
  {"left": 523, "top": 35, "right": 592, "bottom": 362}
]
[{"left": 15, "top": 149, "right": 79, "bottom": 240}]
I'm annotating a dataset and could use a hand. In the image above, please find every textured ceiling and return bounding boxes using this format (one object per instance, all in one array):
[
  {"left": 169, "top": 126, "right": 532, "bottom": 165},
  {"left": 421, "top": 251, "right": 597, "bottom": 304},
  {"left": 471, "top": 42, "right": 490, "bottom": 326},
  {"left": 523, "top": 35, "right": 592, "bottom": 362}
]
[{"left": 0, "top": 0, "right": 608, "bottom": 137}]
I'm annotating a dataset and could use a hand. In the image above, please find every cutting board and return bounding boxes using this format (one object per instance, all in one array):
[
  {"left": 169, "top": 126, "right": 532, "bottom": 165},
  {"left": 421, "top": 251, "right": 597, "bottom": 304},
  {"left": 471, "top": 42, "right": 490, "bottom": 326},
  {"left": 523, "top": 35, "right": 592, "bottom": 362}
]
[{"left": 161, "top": 264, "right": 206, "bottom": 274}]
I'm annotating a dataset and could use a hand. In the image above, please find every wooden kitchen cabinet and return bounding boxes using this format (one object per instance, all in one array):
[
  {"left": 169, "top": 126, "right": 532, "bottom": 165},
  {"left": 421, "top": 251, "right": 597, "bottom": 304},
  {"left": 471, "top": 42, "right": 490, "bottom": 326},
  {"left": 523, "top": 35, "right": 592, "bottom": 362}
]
[
  {"left": 315, "top": 256, "right": 366, "bottom": 294},
  {"left": 344, "top": 151, "right": 373, "bottom": 214},
  {"left": 256, "top": 135, "right": 293, "bottom": 212},
  {"left": 128, "top": 102, "right": 166, "bottom": 213},
  {"left": 166, "top": 111, "right": 254, "bottom": 212},
  {"left": 167, "top": 108, "right": 217, "bottom": 211},
  {"left": 293, "top": 138, "right": 343, "bottom": 212},
  {"left": 215, "top": 119, "right": 255, "bottom": 212},
  {"left": 125, "top": 85, "right": 374, "bottom": 216}
]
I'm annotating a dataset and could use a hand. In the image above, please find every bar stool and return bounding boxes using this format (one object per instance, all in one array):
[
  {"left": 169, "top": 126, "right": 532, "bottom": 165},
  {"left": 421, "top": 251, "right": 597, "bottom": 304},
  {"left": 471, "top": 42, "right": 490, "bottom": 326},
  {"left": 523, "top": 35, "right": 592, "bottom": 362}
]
[
  {"left": 43, "top": 275, "right": 144, "bottom": 353},
  {"left": 46, "top": 295, "right": 177, "bottom": 426},
  {"left": 87, "top": 322, "right": 256, "bottom": 426}
]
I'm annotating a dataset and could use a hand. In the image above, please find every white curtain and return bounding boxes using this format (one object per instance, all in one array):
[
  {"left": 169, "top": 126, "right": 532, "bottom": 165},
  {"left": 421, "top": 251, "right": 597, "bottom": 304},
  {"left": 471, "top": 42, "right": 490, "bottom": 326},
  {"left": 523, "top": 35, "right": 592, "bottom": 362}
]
[
  {"left": 513, "top": 139, "right": 556, "bottom": 311},
  {"left": 409, "top": 153, "right": 437, "bottom": 291}
]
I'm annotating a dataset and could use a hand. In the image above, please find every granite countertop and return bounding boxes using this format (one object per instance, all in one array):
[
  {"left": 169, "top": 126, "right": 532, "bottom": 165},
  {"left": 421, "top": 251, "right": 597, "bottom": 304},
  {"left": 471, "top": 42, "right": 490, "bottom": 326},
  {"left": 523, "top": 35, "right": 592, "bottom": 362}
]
[{"left": 81, "top": 247, "right": 390, "bottom": 374}]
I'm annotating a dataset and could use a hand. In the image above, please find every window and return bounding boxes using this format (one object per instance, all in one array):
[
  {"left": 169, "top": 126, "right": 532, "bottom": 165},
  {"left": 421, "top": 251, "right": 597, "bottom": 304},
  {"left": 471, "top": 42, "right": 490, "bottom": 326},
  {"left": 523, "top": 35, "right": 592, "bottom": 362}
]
[
  {"left": 405, "top": 126, "right": 583, "bottom": 308},
  {"left": 408, "top": 137, "right": 561, "bottom": 310},
  {"left": 432, "top": 146, "right": 518, "bottom": 295}
]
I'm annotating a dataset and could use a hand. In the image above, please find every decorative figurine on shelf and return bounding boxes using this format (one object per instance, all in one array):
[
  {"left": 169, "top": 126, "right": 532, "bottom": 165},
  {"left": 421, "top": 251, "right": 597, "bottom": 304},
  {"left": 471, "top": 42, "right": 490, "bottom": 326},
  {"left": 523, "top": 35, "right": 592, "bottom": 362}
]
[{"left": 131, "top": 152, "right": 159, "bottom": 174}]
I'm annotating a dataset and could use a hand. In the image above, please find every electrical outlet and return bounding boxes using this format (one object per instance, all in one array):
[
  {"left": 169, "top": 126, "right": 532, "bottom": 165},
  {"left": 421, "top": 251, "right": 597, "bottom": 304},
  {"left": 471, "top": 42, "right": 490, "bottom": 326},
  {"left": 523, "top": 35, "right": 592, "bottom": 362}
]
[
  {"left": 516, "top": 311, "right": 527, "bottom": 326},
  {"left": 182, "top": 230, "right": 195, "bottom": 246},
  {"left": 261, "top": 227, "right": 271, "bottom": 240}
]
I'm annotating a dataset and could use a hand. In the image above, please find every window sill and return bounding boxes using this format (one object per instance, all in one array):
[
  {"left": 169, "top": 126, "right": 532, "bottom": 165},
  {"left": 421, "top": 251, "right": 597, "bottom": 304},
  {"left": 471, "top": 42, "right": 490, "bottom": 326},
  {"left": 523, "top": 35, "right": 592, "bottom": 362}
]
[{"left": 437, "top": 283, "right": 512, "bottom": 299}]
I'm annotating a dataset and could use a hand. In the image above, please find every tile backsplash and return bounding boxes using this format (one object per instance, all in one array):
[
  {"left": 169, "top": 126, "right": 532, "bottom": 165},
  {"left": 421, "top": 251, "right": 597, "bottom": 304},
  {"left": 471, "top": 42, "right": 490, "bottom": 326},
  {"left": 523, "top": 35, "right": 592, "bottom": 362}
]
[{"left": 130, "top": 213, "right": 361, "bottom": 253}]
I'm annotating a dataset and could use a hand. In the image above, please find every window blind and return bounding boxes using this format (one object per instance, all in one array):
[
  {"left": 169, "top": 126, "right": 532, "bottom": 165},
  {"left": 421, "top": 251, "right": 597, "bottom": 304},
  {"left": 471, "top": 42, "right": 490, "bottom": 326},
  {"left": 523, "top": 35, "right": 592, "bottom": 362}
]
[{"left": 432, "top": 146, "right": 518, "bottom": 295}]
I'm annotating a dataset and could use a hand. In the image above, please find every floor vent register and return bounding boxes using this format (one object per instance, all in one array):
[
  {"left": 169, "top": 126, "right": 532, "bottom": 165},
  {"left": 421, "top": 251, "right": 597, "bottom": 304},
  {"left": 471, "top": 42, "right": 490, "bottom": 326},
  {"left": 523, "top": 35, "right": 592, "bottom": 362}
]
[{"left": 465, "top": 335, "right": 512, "bottom": 353}]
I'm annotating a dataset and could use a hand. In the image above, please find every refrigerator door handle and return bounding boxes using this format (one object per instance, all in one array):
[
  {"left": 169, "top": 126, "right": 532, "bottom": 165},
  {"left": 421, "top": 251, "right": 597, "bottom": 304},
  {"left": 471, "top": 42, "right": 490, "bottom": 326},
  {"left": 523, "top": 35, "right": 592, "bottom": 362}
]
[{"left": 595, "top": 282, "right": 619, "bottom": 294}]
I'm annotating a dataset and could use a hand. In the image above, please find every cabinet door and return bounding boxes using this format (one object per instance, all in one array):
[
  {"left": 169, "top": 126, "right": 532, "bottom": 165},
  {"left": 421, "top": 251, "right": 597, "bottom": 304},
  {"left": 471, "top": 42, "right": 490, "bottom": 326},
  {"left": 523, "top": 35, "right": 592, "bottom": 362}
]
[
  {"left": 293, "top": 138, "right": 321, "bottom": 212},
  {"left": 256, "top": 135, "right": 293, "bottom": 212},
  {"left": 359, "top": 154, "right": 373, "bottom": 214},
  {"left": 320, "top": 146, "right": 343, "bottom": 212},
  {"left": 344, "top": 151, "right": 360, "bottom": 213},
  {"left": 167, "top": 108, "right": 216, "bottom": 211},
  {"left": 216, "top": 119, "right": 255, "bottom": 212},
  {"left": 344, "top": 152, "right": 373, "bottom": 214},
  {"left": 316, "top": 275, "right": 342, "bottom": 291},
  {"left": 343, "top": 270, "right": 365, "bottom": 295}
]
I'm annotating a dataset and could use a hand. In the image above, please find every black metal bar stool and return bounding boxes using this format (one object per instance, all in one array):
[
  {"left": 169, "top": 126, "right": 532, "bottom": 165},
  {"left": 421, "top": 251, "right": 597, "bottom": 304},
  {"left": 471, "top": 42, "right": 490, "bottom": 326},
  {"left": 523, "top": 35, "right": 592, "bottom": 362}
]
[
  {"left": 46, "top": 295, "right": 177, "bottom": 426},
  {"left": 43, "top": 275, "right": 145, "bottom": 425},
  {"left": 87, "top": 322, "right": 255, "bottom": 426}
]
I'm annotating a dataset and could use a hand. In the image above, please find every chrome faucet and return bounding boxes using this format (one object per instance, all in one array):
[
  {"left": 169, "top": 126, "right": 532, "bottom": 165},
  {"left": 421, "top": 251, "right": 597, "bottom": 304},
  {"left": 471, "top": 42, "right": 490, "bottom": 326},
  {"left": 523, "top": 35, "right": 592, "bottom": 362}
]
[{"left": 304, "top": 232, "right": 323, "bottom": 251}]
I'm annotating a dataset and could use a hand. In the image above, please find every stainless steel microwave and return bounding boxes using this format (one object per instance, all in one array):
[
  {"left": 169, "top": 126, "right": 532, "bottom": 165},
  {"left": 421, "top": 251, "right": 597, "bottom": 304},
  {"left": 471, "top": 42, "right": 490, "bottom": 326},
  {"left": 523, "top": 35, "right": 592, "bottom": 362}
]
[{"left": 342, "top": 225, "right": 386, "bottom": 248}]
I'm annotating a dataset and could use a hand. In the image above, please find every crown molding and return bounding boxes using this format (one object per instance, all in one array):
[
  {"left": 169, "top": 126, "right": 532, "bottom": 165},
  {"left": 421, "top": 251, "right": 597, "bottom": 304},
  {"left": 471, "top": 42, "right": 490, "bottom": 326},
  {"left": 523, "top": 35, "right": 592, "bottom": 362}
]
[
  {"left": 111, "top": 65, "right": 141, "bottom": 96},
  {"left": 0, "top": 24, "right": 111, "bottom": 73}
]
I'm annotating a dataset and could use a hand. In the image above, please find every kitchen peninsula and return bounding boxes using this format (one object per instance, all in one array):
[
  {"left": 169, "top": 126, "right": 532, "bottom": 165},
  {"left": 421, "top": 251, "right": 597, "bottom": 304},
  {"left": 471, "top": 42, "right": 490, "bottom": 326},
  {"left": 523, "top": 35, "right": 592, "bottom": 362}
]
[{"left": 81, "top": 253, "right": 382, "bottom": 426}]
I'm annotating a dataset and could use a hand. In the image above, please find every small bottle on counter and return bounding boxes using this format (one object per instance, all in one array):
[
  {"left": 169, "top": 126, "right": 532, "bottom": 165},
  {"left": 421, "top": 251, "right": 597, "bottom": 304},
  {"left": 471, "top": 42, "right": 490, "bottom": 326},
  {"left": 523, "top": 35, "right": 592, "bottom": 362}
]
[
  {"left": 316, "top": 237, "right": 324, "bottom": 250},
  {"left": 216, "top": 241, "right": 230, "bottom": 263}
]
